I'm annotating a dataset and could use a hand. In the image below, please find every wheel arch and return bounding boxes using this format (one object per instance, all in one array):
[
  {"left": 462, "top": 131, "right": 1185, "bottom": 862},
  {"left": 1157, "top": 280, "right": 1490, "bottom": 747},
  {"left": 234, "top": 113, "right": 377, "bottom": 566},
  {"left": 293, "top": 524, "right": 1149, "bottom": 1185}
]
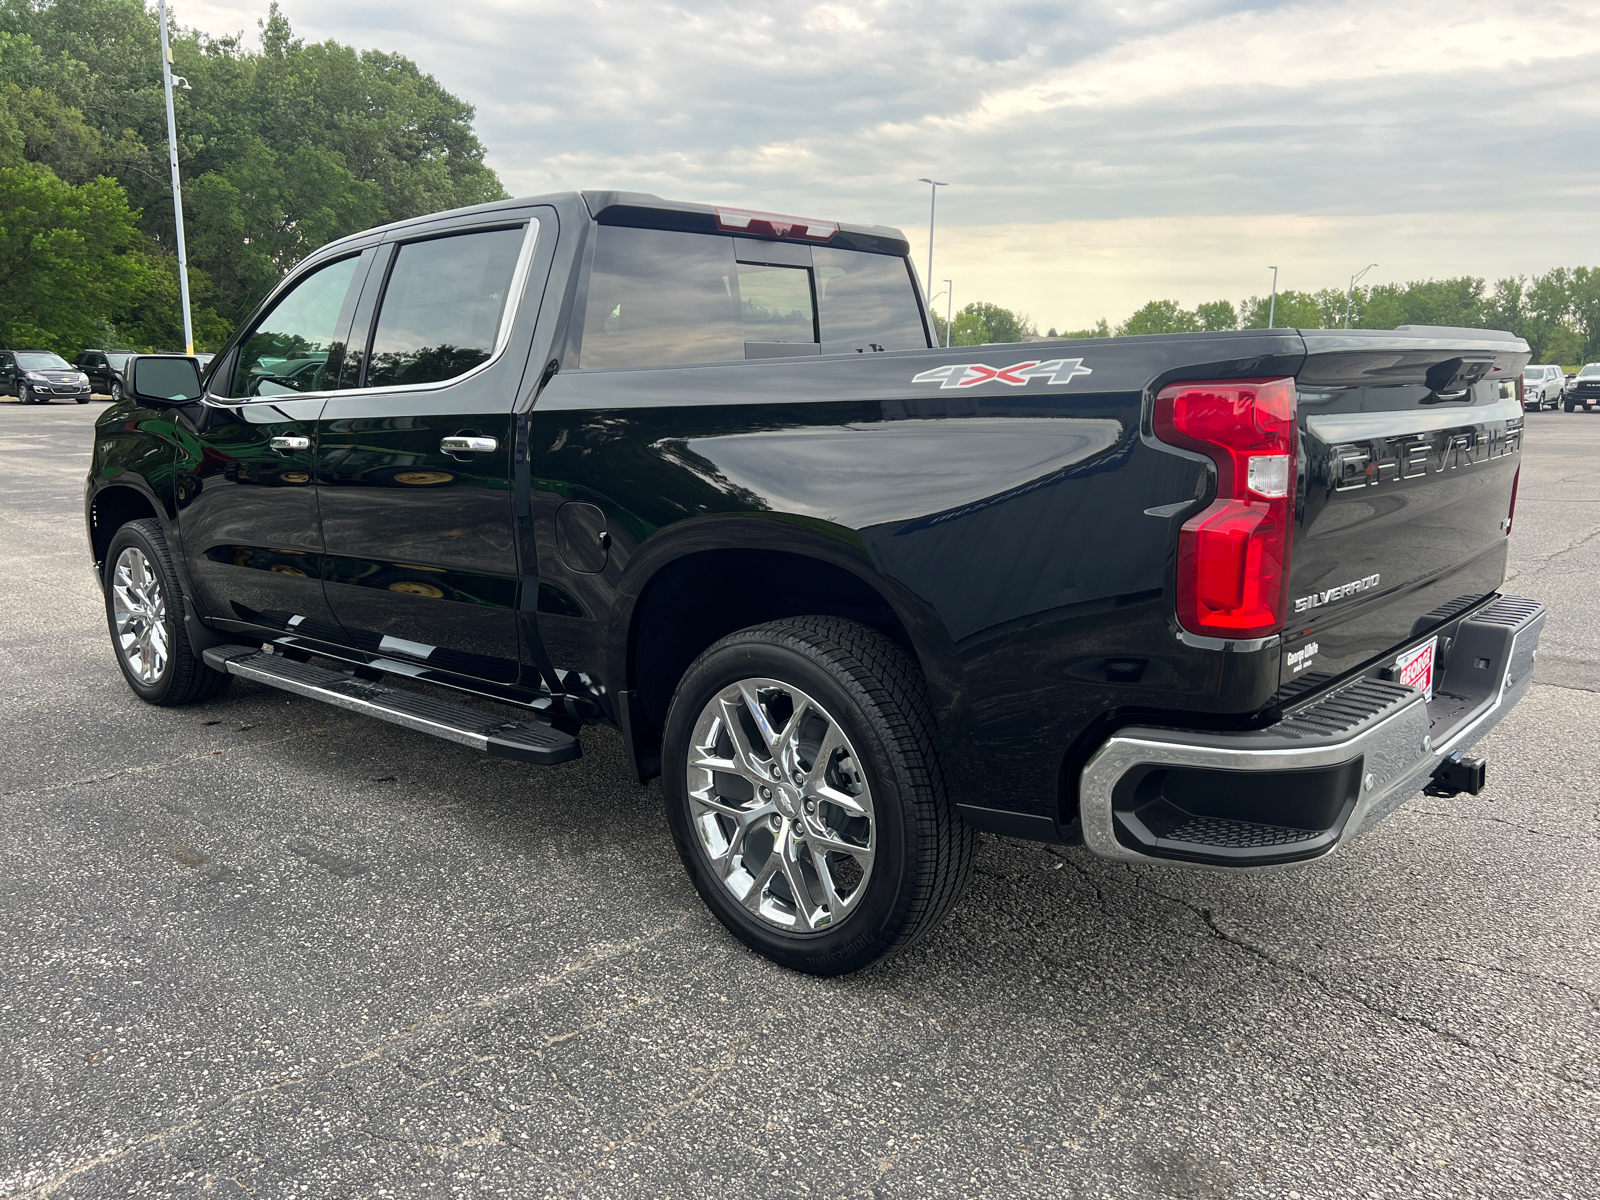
[
  {"left": 87, "top": 482, "right": 166, "bottom": 581},
  {"left": 609, "top": 519, "right": 968, "bottom": 782}
]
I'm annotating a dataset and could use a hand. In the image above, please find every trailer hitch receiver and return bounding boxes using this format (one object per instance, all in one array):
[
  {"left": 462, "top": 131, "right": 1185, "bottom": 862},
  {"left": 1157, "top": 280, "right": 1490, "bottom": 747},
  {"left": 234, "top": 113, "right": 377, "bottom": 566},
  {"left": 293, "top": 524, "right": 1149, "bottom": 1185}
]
[{"left": 1425, "top": 751, "right": 1486, "bottom": 798}]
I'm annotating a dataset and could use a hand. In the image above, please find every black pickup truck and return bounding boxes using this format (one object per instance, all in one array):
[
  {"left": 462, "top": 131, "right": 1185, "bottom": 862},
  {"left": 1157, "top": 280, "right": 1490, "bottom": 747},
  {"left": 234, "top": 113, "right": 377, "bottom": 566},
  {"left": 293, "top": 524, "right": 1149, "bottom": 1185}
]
[{"left": 87, "top": 191, "right": 1544, "bottom": 975}]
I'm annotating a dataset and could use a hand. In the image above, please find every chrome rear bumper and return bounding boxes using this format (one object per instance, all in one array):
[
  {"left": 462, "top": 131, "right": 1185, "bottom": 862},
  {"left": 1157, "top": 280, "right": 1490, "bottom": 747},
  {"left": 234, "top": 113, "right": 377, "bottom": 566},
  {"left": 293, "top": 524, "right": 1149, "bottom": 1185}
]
[{"left": 1080, "top": 595, "right": 1545, "bottom": 869}]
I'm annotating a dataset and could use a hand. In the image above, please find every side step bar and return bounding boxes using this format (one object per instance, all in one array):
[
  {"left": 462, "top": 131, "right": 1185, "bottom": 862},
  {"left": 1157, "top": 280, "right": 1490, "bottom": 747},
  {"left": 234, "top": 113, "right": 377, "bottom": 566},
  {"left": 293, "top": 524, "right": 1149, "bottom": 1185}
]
[{"left": 203, "top": 646, "right": 581, "bottom": 765}]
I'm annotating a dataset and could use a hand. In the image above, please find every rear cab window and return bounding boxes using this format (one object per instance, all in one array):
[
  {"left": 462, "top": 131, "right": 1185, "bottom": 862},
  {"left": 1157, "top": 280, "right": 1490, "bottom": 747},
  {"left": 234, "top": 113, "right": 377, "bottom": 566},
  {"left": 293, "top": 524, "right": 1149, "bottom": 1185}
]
[{"left": 577, "top": 225, "right": 927, "bottom": 370}]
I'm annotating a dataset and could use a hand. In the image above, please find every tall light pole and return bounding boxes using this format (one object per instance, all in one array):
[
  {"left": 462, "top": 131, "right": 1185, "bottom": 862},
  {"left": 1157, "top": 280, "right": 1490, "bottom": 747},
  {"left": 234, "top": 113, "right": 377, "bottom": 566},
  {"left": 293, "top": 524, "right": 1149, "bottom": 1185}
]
[
  {"left": 917, "top": 178, "right": 946, "bottom": 304},
  {"left": 943, "top": 278, "right": 953, "bottom": 348},
  {"left": 1267, "top": 266, "right": 1278, "bottom": 329},
  {"left": 1344, "top": 263, "right": 1377, "bottom": 330},
  {"left": 157, "top": 0, "right": 194, "bottom": 355}
]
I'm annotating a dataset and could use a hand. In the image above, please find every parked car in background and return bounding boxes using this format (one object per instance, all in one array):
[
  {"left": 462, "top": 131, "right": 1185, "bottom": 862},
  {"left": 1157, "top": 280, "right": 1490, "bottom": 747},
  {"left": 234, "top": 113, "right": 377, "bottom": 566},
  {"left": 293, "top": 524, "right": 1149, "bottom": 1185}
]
[
  {"left": 1565, "top": 364, "right": 1600, "bottom": 411},
  {"left": 1, "top": 350, "right": 91, "bottom": 403},
  {"left": 1522, "top": 364, "right": 1564, "bottom": 410},
  {"left": 73, "top": 350, "right": 136, "bottom": 401}
]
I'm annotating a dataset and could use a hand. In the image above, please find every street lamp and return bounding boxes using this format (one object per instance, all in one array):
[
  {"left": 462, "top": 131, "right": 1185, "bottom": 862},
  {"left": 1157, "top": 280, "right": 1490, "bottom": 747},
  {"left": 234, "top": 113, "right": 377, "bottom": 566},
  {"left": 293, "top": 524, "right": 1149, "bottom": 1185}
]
[
  {"left": 917, "top": 178, "right": 946, "bottom": 305},
  {"left": 1344, "top": 263, "right": 1377, "bottom": 329},
  {"left": 157, "top": 0, "right": 194, "bottom": 355},
  {"left": 1267, "top": 266, "right": 1278, "bottom": 329}
]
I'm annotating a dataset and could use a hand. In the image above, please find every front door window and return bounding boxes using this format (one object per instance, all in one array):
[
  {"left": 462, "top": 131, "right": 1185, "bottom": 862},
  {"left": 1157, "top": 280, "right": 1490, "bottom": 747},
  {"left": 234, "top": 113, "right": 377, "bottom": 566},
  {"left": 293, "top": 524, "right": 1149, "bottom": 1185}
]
[{"left": 231, "top": 256, "right": 362, "bottom": 398}]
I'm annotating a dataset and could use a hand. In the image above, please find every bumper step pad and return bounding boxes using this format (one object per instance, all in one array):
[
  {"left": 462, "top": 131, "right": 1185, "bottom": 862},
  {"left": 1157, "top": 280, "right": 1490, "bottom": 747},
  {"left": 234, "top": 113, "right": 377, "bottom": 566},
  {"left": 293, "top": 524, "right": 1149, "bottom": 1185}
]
[
  {"left": 202, "top": 647, "right": 580, "bottom": 765},
  {"left": 1080, "top": 593, "right": 1547, "bottom": 869}
]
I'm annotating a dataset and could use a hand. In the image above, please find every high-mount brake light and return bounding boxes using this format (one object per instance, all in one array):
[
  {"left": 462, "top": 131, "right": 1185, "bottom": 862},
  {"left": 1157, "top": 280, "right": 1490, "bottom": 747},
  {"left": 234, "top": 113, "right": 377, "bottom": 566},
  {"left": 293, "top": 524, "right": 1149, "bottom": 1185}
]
[
  {"left": 1154, "top": 378, "right": 1298, "bottom": 639},
  {"left": 714, "top": 207, "right": 839, "bottom": 243}
]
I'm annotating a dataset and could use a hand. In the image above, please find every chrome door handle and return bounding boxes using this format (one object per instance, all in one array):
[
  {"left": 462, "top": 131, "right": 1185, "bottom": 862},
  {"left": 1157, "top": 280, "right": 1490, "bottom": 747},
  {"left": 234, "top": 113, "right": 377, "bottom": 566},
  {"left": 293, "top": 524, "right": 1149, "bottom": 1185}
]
[
  {"left": 269, "top": 435, "right": 310, "bottom": 451},
  {"left": 440, "top": 436, "right": 497, "bottom": 454}
]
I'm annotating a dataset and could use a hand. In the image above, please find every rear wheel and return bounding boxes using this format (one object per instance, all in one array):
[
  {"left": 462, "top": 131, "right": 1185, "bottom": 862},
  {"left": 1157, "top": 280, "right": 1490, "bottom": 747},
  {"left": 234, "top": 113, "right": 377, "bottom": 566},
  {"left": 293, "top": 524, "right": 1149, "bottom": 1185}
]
[
  {"left": 110, "top": 380, "right": 123, "bottom": 404},
  {"left": 104, "top": 519, "right": 231, "bottom": 706},
  {"left": 663, "top": 617, "right": 973, "bottom": 976}
]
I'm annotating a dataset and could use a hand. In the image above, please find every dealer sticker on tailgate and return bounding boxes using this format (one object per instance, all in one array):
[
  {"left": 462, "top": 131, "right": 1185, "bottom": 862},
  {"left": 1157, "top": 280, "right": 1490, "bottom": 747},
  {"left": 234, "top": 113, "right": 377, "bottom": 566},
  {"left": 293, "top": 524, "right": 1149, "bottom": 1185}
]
[{"left": 1396, "top": 637, "right": 1437, "bottom": 702}]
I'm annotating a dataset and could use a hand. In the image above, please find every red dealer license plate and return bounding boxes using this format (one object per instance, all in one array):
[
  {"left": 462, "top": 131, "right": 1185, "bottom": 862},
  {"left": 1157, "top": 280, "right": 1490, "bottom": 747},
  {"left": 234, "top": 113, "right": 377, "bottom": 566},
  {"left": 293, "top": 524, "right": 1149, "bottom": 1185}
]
[{"left": 1396, "top": 637, "right": 1437, "bottom": 703}]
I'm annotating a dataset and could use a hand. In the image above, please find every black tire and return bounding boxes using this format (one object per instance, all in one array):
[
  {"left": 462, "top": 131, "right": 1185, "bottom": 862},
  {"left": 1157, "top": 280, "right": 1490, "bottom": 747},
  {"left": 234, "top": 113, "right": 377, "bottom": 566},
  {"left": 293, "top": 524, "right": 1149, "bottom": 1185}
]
[
  {"left": 103, "top": 518, "right": 231, "bottom": 706},
  {"left": 1565, "top": 402, "right": 1576, "bottom": 413},
  {"left": 76, "top": 397, "right": 89, "bottom": 404},
  {"left": 662, "top": 616, "right": 973, "bottom": 976},
  {"left": 18, "top": 383, "right": 31, "bottom": 404},
  {"left": 110, "top": 381, "right": 123, "bottom": 404}
]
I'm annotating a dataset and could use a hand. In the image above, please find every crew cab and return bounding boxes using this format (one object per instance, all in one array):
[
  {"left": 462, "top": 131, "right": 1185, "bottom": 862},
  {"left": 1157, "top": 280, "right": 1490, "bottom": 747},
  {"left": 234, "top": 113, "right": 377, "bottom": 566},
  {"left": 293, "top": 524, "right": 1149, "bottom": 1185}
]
[
  {"left": 86, "top": 192, "right": 1544, "bottom": 975},
  {"left": 1565, "top": 363, "right": 1600, "bottom": 411}
]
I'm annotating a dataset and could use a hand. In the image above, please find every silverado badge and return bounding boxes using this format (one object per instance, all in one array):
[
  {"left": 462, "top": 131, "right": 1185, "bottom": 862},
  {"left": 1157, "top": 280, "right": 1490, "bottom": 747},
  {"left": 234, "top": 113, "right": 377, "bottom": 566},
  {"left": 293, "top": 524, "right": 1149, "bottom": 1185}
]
[{"left": 912, "top": 358, "right": 1093, "bottom": 390}]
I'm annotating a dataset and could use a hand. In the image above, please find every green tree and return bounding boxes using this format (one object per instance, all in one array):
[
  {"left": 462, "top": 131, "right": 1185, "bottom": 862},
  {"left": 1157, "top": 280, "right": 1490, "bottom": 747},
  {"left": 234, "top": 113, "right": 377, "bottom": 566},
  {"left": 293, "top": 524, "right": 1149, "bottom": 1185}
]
[
  {"left": 1057, "top": 319, "right": 1110, "bottom": 340},
  {"left": 0, "top": 0, "right": 509, "bottom": 346},
  {"left": 0, "top": 164, "right": 145, "bottom": 352},
  {"left": 1240, "top": 289, "right": 1323, "bottom": 329},
  {"left": 1196, "top": 299, "right": 1237, "bottom": 332},
  {"left": 949, "top": 300, "right": 1032, "bottom": 345},
  {"left": 1118, "top": 299, "right": 1200, "bottom": 336}
]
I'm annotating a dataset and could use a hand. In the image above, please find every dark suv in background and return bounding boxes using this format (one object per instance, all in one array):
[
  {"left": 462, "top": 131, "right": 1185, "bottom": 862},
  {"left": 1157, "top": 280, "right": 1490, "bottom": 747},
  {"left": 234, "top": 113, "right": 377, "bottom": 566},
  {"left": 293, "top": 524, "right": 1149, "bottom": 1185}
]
[
  {"left": 1, "top": 350, "right": 91, "bottom": 403},
  {"left": 74, "top": 350, "right": 136, "bottom": 401}
]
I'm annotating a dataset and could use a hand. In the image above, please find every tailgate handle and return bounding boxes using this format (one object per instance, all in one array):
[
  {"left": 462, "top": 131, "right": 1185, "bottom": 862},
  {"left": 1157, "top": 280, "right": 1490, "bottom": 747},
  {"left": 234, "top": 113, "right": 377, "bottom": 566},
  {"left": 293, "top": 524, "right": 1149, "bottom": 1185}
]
[{"left": 1424, "top": 355, "right": 1496, "bottom": 398}]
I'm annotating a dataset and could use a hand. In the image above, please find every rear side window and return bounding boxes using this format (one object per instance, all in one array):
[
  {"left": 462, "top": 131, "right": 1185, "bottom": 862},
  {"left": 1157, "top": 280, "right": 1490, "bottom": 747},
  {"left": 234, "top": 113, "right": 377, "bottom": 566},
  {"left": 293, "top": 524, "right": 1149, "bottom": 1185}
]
[
  {"left": 580, "top": 227, "right": 743, "bottom": 369},
  {"left": 366, "top": 226, "right": 527, "bottom": 389},
  {"left": 813, "top": 247, "right": 927, "bottom": 356},
  {"left": 577, "top": 226, "right": 928, "bottom": 370}
]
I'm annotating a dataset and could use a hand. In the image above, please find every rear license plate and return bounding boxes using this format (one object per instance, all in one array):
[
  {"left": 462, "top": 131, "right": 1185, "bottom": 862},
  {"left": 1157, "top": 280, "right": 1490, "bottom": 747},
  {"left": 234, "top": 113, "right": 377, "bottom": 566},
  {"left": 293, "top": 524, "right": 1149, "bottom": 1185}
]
[{"left": 1396, "top": 637, "right": 1437, "bottom": 703}]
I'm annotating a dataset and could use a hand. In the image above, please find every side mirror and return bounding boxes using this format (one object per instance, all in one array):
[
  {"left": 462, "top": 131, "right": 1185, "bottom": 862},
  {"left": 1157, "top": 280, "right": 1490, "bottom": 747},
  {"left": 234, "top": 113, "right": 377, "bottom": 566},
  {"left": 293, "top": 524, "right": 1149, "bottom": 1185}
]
[{"left": 126, "top": 355, "right": 204, "bottom": 406}]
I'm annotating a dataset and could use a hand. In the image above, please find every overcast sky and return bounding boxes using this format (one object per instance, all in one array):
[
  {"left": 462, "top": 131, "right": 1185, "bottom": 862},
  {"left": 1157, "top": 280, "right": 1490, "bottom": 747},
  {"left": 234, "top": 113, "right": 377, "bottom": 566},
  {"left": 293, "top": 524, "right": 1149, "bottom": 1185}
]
[{"left": 177, "top": 0, "right": 1600, "bottom": 330}]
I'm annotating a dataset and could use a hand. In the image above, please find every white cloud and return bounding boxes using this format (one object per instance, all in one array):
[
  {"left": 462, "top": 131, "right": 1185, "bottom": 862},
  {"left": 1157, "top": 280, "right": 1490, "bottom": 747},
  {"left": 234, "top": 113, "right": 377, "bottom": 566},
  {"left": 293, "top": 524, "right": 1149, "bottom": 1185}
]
[{"left": 166, "top": 0, "right": 1600, "bottom": 324}]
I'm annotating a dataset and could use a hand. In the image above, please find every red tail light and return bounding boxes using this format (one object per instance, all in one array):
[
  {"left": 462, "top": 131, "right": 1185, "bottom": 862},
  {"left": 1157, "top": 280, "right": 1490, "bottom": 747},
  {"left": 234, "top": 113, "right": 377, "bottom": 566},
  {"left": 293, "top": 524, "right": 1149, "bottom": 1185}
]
[
  {"left": 1154, "top": 378, "right": 1298, "bottom": 639},
  {"left": 715, "top": 207, "right": 838, "bottom": 242},
  {"left": 1506, "top": 464, "right": 1520, "bottom": 536}
]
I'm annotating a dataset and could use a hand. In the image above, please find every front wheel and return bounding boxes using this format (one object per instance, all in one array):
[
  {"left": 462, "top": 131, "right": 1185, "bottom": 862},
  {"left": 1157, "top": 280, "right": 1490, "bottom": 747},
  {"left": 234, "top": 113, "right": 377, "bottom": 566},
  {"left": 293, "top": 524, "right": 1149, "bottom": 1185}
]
[
  {"left": 18, "top": 383, "right": 31, "bottom": 404},
  {"left": 662, "top": 617, "right": 973, "bottom": 976},
  {"left": 104, "top": 519, "right": 231, "bottom": 706}
]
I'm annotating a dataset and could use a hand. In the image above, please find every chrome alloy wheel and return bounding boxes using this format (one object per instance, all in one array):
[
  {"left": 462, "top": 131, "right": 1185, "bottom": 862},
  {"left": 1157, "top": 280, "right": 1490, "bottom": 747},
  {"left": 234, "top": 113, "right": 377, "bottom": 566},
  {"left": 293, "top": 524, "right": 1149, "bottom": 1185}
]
[
  {"left": 687, "top": 678, "right": 875, "bottom": 933},
  {"left": 111, "top": 546, "right": 169, "bottom": 685}
]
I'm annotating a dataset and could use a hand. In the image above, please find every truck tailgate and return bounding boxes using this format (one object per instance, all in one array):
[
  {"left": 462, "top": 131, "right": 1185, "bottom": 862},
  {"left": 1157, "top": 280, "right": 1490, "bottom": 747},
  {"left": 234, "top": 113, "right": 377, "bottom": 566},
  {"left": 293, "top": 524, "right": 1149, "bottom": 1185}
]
[{"left": 1282, "top": 327, "right": 1528, "bottom": 697}]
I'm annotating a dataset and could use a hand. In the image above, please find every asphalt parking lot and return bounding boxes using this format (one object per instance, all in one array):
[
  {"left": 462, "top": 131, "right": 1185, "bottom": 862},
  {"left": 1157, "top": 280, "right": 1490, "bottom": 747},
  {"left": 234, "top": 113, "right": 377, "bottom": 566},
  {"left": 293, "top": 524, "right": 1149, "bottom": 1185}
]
[{"left": 2, "top": 398, "right": 1596, "bottom": 1200}]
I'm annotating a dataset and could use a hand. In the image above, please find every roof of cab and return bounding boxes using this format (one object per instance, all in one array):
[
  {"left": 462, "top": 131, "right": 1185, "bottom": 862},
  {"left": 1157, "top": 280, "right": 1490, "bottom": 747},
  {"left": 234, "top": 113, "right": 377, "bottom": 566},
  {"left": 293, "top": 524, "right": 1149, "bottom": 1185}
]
[{"left": 310, "top": 189, "right": 911, "bottom": 262}]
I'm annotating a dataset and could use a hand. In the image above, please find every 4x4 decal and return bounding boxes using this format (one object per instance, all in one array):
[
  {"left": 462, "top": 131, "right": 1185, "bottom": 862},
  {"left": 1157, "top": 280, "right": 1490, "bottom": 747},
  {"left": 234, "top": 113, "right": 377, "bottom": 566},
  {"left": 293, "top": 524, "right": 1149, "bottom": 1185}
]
[{"left": 911, "top": 357, "right": 1093, "bottom": 390}]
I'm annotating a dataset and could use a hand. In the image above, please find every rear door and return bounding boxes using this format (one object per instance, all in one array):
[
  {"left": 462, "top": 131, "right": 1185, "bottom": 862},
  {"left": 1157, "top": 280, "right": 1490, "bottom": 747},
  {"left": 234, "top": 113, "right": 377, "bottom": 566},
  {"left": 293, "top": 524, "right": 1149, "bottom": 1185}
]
[
  {"left": 314, "top": 212, "right": 549, "bottom": 684},
  {"left": 1282, "top": 329, "right": 1527, "bottom": 694}
]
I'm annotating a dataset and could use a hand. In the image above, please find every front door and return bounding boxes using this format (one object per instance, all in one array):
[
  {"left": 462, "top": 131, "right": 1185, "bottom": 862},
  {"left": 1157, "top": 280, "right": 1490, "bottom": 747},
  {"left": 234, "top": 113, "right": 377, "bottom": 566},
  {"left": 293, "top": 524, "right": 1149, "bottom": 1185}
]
[
  {"left": 175, "top": 251, "right": 369, "bottom": 639},
  {"left": 315, "top": 219, "right": 542, "bottom": 684}
]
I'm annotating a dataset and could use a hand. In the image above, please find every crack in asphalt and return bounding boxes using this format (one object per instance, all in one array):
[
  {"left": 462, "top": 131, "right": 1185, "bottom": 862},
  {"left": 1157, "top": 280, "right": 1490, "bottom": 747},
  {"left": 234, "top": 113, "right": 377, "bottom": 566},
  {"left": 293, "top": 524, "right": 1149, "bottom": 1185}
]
[
  {"left": 0, "top": 915, "right": 693, "bottom": 1198},
  {"left": 1407, "top": 806, "right": 1584, "bottom": 842},
  {"left": 0, "top": 736, "right": 300, "bottom": 800},
  {"left": 1102, "top": 868, "right": 1599, "bottom": 1095}
]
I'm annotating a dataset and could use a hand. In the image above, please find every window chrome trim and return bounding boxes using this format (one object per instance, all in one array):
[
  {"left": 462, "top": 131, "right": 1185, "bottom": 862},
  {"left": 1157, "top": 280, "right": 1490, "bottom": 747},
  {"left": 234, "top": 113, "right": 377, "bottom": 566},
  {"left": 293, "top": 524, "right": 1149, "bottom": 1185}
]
[{"left": 205, "top": 218, "right": 541, "bottom": 407}]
